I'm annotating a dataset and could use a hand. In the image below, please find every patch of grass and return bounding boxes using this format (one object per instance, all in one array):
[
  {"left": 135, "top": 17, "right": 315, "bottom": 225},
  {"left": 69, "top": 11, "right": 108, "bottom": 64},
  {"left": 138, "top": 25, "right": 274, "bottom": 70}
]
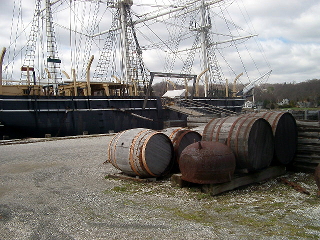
[
  {"left": 112, "top": 186, "right": 128, "bottom": 192},
  {"left": 214, "top": 205, "right": 240, "bottom": 213},
  {"left": 160, "top": 206, "right": 212, "bottom": 224}
]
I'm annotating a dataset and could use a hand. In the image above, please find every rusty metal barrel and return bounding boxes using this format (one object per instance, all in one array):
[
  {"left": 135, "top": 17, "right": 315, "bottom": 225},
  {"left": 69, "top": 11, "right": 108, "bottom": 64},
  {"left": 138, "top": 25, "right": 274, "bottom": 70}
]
[
  {"left": 202, "top": 115, "right": 274, "bottom": 171},
  {"left": 179, "top": 141, "right": 236, "bottom": 184},
  {"left": 108, "top": 128, "right": 173, "bottom": 178},
  {"left": 248, "top": 112, "right": 297, "bottom": 165},
  {"left": 161, "top": 127, "right": 202, "bottom": 165}
]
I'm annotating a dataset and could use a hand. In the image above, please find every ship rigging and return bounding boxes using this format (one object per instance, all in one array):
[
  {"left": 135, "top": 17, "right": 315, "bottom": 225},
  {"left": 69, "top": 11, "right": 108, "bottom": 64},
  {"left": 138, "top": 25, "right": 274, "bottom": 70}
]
[{"left": 2, "top": 0, "right": 271, "bottom": 98}]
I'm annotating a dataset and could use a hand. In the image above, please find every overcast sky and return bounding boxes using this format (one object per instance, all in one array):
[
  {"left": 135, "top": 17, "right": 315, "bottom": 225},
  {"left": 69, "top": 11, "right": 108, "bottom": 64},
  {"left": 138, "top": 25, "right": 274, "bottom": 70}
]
[{"left": 1, "top": 0, "right": 320, "bottom": 85}]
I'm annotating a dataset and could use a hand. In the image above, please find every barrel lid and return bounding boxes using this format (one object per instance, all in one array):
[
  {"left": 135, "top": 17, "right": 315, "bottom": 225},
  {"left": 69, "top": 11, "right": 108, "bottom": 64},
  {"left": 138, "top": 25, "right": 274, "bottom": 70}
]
[{"left": 143, "top": 133, "right": 173, "bottom": 176}]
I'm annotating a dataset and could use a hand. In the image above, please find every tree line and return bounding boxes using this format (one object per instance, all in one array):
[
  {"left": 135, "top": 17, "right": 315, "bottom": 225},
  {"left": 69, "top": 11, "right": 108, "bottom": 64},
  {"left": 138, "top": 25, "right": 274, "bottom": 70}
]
[
  {"left": 254, "top": 79, "right": 320, "bottom": 109},
  {"left": 151, "top": 79, "right": 320, "bottom": 108}
]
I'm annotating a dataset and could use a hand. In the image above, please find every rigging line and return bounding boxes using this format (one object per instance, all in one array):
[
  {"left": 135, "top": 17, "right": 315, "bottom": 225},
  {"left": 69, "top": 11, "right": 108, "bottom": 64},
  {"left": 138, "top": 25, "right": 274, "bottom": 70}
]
[
  {"left": 148, "top": 14, "right": 191, "bottom": 33},
  {"left": 7, "top": 0, "right": 18, "bottom": 80},
  {"left": 216, "top": 46, "right": 236, "bottom": 76},
  {"left": 80, "top": 1, "right": 91, "bottom": 80},
  {"left": 81, "top": 1, "right": 100, "bottom": 79},
  {"left": 131, "top": 4, "right": 168, "bottom": 19},
  {"left": 137, "top": 18, "right": 185, "bottom": 65},
  {"left": 76, "top": 0, "right": 88, "bottom": 78},
  {"left": 52, "top": 22, "right": 91, "bottom": 37},
  {"left": 70, "top": 0, "right": 73, "bottom": 72},
  {"left": 163, "top": 6, "right": 188, "bottom": 73},
  {"left": 237, "top": 0, "right": 271, "bottom": 70},
  {"left": 63, "top": 0, "right": 100, "bottom": 37},
  {"left": 218, "top": 3, "right": 249, "bottom": 83},
  {"left": 5, "top": 5, "right": 45, "bottom": 74},
  {"left": 9, "top": 0, "right": 23, "bottom": 80},
  {"left": 133, "top": 17, "right": 195, "bottom": 50},
  {"left": 228, "top": 2, "right": 261, "bottom": 78},
  {"left": 92, "top": 0, "right": 225, "bottom": 38},
  {"left": 141, "top": 30, "right": 195, "bottom": 51},
  {"left": 209, "top": 0, "right": 247, "bottom": 34},
  {"left": 72, "top": 1, "right": 81, "bottom": 77}
]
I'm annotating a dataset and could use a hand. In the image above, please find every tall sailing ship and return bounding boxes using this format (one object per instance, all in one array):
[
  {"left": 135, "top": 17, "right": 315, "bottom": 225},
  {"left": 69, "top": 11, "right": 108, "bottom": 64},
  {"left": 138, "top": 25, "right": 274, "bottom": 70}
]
[{"left": 0, "top": 0, "right": 269, "bottom": 139}]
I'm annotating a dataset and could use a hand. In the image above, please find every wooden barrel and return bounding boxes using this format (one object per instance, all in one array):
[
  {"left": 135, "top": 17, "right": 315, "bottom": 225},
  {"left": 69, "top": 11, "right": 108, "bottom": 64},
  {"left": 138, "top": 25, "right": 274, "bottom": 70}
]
[
  {"left": 249, "top": 112, "right": 297, "bottom": 165},
  {"left": 162, "top": 127, "right": 202, "bottom": 165},
  {"left": 108, "top": 128, "right": 173, "bottom": 177},
  {"left": 202, "top": 116, "right": 274, "bottom": 171}
]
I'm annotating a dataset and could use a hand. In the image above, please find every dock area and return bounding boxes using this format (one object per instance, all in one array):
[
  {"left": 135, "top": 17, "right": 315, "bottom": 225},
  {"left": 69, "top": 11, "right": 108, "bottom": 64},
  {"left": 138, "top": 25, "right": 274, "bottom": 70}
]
[{"left": 1, "top": 133, "right": 320, "bottom": 239}]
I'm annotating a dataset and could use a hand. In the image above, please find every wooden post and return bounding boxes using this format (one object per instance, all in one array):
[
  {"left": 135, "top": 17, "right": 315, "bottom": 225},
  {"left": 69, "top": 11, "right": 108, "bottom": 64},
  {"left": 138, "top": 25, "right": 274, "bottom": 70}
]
[
  {"left": 72, "top": 69, "right": 77, "bottom": 96},
  {"left": 225, "top": 79, "right": 229, "bottom": 97},
  {"left": 27, "top": 66, "right": 30, "bottom": 87},
  {"left": 86, "top": 55, "right": 94, "bottom": 96},
  {"left": 104, "top": 84, "right": 110, "bottom": 96},
  {"left": 0, "top": 47, "right": 6, "bottom": 95},
  {"left": 196, "top": 68, "right": 209, "bottom": 97},
  {"left": 232, "top": 72, "right": 243, "bottom": 97},
  {"left": 184, "top": 78, "right": 188, "bottom": 99}
]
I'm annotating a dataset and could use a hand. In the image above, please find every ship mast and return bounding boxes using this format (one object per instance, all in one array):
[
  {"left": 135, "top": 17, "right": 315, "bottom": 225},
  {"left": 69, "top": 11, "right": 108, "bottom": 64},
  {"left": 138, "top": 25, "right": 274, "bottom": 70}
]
[
  {"left": 200, "top": 0, "right": 210, "bottom": 97},
  {"left": 119, "top": 0, "right": 132, "bottom": 85},
  {"left": 93, "top": 0, "right": 148, "bottom": 95},
  {"left": 45, "top": 0, "right": 62, "bottom": 92}
]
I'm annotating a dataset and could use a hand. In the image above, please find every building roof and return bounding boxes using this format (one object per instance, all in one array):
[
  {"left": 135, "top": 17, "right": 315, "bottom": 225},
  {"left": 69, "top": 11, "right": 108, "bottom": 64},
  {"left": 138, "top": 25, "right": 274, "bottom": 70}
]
[{"left": 162, "top": 89, "right": 190, "bottom": 98}]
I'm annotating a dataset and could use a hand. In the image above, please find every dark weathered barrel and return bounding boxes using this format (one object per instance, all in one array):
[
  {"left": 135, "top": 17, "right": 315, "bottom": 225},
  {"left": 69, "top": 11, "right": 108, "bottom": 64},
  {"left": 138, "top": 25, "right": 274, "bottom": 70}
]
[
  {"left": 202, "top": 116, "right": 274, "bottom": 171},
  {"left": 179, "top": 141, "right": 236, "bottom": 184},
  {"left": 162, "top": 127, "right": 202, "bottom": 164},
  {"left": 248, "top": 112, "right": 297, "bottom": 165},
  {"left": 108, "top": 128, "right": 173, "bottom": 177}
]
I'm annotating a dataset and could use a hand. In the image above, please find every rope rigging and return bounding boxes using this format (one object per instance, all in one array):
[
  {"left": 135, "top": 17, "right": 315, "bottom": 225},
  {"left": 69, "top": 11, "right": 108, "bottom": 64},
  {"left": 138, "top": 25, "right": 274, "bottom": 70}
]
[{"left": 2, "top": 0, "right": 272, "bottom": 98}]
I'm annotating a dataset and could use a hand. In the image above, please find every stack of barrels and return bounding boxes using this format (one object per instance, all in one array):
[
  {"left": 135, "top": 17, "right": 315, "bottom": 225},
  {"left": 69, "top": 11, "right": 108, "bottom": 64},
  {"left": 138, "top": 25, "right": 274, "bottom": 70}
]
[
  {"left": 107, "top": 111, "right": 297, "bottom": 183},
  {"left": 202, "top": 115, "right": 274, "bottom": 171},
  {"left": 201, "top": 112, "right": 297, "bottom": 171},
  {"left": 107, "top": 127, "right": 201, "bottom": 178}
]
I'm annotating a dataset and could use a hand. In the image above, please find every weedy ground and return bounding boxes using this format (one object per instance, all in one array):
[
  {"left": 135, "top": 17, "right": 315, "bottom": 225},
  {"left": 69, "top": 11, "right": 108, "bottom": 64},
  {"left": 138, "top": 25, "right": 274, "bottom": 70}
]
[{"left": 105, "top": 171, "right": 320, "bottom": 239}]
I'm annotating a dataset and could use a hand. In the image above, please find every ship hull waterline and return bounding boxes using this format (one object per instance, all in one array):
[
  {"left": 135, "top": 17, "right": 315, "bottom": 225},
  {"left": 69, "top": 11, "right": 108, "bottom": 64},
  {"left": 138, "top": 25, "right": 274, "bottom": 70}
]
[{"left": 0, "top": 95, "right": 244, "bottom": 139}]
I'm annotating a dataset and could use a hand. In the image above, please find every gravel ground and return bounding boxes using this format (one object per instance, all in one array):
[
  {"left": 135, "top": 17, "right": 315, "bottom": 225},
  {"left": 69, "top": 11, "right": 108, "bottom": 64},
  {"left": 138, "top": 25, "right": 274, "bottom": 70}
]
[{"left": 0, "top": 135, "right": 319, "bottom": 239}]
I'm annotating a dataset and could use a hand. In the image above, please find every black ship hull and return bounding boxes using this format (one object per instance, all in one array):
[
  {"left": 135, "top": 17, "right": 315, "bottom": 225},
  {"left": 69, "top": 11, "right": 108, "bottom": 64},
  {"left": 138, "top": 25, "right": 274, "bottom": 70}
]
[
  {"left": 0, "top": 95, "right": 244, "bottom": 139},
  {"left": 0, "top": 95, "right": 169, "bottom": 138}
]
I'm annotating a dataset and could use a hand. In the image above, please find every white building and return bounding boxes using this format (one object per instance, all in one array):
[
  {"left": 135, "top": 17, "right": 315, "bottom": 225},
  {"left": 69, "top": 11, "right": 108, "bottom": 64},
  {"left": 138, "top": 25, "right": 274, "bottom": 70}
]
[
  {"left": 244, "top": 100, "right": 254, "bottom": 109},
  {"left": 278, "top": 99, "right": 290, "bottom": 106}
]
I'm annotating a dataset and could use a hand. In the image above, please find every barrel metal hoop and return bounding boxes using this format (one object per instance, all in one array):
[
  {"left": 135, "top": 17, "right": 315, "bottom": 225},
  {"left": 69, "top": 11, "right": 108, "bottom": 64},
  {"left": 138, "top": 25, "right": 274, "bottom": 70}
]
[
  {"left": 109, "top": 130, "right": 128, "bottom": 170},
  {"left": 169, "top": 127, "right": 184, "bottom": 140},
  {"left": 141, "top": 132, "right": 158, "bottom": 177},
  {"left": 129, "top": 129, "right": 150, "bottom": 176},
  {"left": 234, "top": 115, "right": 251, "bottom": 157},
  {"left": 173, "top": 130, "right": 190, "bottom": 154},
  {"left": 271, "top": 112, "right": 282, "bottom": 130},
  {"left": 260, "top": 112, "right": 269, "bottom": 119},
  {"left": 226, "top": 116, "right": 245, "bottom": 147},
  {"left": 203, "top": 118, "right": 216, "bottom": 140},
  {"left": 108, "top": 134, "right": 116, "bottom": 164},
  {"left": 215, "top": 117, "right": 230, "bottom": 142},
  {"left": 242, "top": 117, "right": 258, "bottom": 162}
]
